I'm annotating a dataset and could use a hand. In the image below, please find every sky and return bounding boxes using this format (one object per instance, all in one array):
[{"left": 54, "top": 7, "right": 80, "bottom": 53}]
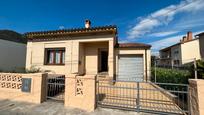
[{"left": 0, "top": 0, "right": 204, "bottom": 55}]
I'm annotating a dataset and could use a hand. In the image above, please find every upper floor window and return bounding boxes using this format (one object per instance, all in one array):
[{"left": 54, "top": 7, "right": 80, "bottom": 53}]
[
  {"left": 45, "top": 48, "right": 65, "bottom": 65},
  {"left": 174, "top": 50, "right": 179, "bottom": 54}
]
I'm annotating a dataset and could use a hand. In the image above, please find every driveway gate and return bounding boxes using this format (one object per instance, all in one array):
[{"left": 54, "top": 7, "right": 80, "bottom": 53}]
[
  {"left": 47, "top": 74, "right": 65, "bottom": 101},
  {"left": 96, "top": 80, "right": 189, "bottom": 115}
]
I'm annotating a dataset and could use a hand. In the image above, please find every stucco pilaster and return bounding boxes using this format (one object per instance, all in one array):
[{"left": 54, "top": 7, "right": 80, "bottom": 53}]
[
  {"left": 108, "top": 40, "right": 114, "bottom": 77},
  {"left": 26, "top": 42, "right": 33, "bottom": 69},
  {"left": 71, "top": 41, "right": 79, "bottom": 74}
]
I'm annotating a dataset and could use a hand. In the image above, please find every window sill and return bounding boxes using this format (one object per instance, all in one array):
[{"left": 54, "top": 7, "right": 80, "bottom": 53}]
[{"left": 44, "top": 64, "right": 65, "bottom": 66}]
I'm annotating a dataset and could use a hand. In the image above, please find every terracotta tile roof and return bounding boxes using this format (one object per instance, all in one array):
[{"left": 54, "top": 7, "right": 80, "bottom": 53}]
[
  {"left": 25, "top": 25, "right": 117, "bottom": 39},
  {"left": 116, "top": 43, "right": 151, "bottom": 49}
]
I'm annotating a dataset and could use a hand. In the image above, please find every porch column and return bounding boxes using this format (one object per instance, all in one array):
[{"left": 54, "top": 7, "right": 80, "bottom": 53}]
[
  {"left": 71, "top": 41, "right": 79, "bottom": 74},
  {"left": 108, "top": 40, "right": 114, "bottom": 77}
]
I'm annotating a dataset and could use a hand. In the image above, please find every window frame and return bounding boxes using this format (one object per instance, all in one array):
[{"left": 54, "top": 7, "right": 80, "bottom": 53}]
[{"left": 44, "top": 48, "right": 65, "bottom": 65}]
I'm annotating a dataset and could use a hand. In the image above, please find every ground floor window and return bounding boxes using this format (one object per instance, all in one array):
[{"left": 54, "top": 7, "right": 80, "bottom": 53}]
[
  {"left": 45, "top": 48, "right": 65, "bottom": 65},
  {"left": 174, "top": 60, "right": 180, "bottom": 65}
]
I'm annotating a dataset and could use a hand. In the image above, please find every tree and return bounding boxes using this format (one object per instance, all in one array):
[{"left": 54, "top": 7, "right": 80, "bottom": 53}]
[{"left": 197, "top": 59, "right": 204, "bottom": 78}]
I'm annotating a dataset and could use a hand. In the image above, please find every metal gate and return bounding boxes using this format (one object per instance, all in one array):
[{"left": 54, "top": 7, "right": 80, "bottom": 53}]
[
  {"left": 47, "top": 74, "right": 65, "bottom": 101},
  {"left": 96, "top": 80, "right": 189, "bottom": 115}
]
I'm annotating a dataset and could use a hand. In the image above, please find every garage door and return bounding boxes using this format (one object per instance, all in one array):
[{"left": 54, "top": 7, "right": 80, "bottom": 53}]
[{"left": 118, "top": 55, "right": 144, "bottom": 81}]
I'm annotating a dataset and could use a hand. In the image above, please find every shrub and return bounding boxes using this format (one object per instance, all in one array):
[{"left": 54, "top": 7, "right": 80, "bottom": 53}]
[
  {"left": 151, "top": 67, "right": 191, "bottom": 84},
  {"left": 197, "top": 60, "right": 204, "bottom": 78},
  {"left": 25, "top": 66, "right": 41, "bottom": 73}
]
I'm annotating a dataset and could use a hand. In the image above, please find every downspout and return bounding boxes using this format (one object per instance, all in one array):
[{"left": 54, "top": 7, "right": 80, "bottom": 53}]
[{"left": 145, "top": 49, "right": 147, "bottom": 82}]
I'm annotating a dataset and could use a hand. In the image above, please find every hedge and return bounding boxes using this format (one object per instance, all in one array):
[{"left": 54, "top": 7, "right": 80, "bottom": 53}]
[{"left": 151, "top": 67, "right": 191, "bottom": 84}]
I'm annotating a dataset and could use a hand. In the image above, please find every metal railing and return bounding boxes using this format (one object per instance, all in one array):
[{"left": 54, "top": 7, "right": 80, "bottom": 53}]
[
  {"left": 96, "top": 80, "right": 189, "bottom": 115},
  {"left": 47, "top": 75, "right": 65, "bottom": 101}
]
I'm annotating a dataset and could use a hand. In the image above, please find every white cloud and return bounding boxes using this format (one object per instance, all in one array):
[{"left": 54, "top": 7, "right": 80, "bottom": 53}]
[
  {"left": 59, "top": 26, "right": 65, "bottom": 30},
  {"left": 149, "top": 30, "right": 204, "bottom": 52},
  {"left": 150, "top": 31, "right": 179, "bottom": 37},
  {"left": 150, "top": 35, "right": 182, "bottom": 51},
  {"left": 127, "top": 0, "right": 204, "bottom": 39},
  {"left": 175, "top": 18, "right": 204, "bottom": 29},
  {"left": 118, "top": 40, "right": 129, "bottom": 43}
]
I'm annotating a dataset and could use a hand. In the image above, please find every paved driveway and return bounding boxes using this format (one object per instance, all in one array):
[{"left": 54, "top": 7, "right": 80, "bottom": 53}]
[
  {"left": 97, "top": 81, "right": 184, "bottom": 114},
  {"left": 0, "top": 100, "right": 150, "bottom": 115}
]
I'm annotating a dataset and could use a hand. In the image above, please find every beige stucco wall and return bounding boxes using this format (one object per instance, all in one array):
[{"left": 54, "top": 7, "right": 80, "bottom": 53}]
[
  {"left": 83, "top": 42, "right": 108, "bottom": 75},
  {"left": 171, "top": 45, "right": 182, "bottom": 64},
  {"left": 0, "top": 73, "right": 47, "bottom": 104},
  {"left": 0, "top": 39, "right": 26, "bottom": 72},
  {"left": 26, "top": 35, "right": 114, "bottom": 76},
  {"left": 64, "top": 74, "right": 96, "bottom": 112},
  {"left": 181, "top": 39, "right": 201, "bottom": 64},
  {"left": 115, "top": 48, "right": 151, "bottom": 81}
]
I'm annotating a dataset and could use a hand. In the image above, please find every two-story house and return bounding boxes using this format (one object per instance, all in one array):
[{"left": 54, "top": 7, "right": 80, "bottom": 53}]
[{"left": 159, "top": 31, "right": 201, "bottom": 66}]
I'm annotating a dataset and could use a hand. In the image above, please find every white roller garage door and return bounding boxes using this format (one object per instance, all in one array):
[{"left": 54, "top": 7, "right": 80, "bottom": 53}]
[{"left": 118, "top": 55, "right": 144, "bottom": 81}]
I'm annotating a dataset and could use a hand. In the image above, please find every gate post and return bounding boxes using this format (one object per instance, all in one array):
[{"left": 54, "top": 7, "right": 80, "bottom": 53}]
[
  {"left": 189, "top": 79, "right": 204, "bottom": 115},
  {"left": 136, "top": 82, "right": 140, "bottom": 113},
  {"left": 41, "top": 73, "right": 48, "bottom": 103},
  {"left": 64, "top": 74, "right": 96, "bottom": 112}
]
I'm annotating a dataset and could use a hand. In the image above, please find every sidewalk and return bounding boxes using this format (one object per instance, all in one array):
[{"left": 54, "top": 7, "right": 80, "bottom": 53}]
[{"left": 0, "top": 100, "right": 150, "bottom": 115}]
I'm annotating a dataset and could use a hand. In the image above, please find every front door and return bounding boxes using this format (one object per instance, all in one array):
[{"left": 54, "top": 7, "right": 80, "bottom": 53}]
[{"left": 100, "top": 51, "right": 108, "bottom": 72}]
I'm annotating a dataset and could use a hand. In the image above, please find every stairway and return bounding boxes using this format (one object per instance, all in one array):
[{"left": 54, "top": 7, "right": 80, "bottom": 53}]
[{"left": 97, "top": 72, "right": 115, "bottom": 85}]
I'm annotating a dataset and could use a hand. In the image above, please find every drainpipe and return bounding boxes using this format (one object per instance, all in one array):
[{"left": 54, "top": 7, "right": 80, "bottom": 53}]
[{"left": 145, "top": 49, "right": 148, "bottom": 82}]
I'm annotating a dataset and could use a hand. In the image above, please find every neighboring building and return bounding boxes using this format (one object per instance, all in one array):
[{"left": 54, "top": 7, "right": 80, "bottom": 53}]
[
  {"left": 195, "top": 32, "right": 204, "bottom": 59},
  {"left": 0, "top": 30, "right": 27, "bottom": 72},
  {"left": 25, "top": 20, "right": 151, "bottom": 81},
  {"left": 159, "top": 31, "right": 202, "bottom": 66}
]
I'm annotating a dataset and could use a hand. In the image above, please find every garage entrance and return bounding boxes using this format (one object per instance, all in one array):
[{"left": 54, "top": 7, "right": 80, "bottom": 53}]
[{"left": 118, "top": 55, "right": 144, "bottom": 81}]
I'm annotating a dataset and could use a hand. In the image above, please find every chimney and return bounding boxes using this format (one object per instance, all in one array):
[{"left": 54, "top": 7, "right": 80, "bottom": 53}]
[
  {"left": 85, "top": 19, "right": 91, "bottom": 28},
  {"left": 182, "top": 36, "right": 187, "bottom": 42},
  {"left": 187, "top": 31, "right": 192, "bottom": 41}
]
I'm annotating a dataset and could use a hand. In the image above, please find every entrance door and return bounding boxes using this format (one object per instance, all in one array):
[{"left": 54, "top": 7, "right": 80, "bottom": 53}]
[
  {"left": 100, "top": 51, "right": 108, "bottom": 72},
  {"left": 47, "top": 74, "right": 65, "bottom": 102}
]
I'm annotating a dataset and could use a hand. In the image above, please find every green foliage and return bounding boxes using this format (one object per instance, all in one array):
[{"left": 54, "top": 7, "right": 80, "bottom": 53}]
[
  {"left": 25, "top": 66, "right": 41, "bottom": 73},
  {"left": 151, "top": 67, "right": 191, "bottom": 84},
  {"left": 197, "top": 60, "right": 204, "bottom": 78}
]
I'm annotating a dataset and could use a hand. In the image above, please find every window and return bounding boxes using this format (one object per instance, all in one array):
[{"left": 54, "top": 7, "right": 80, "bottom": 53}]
[
  {"left": 174, "top": 60, "right": 180, "bottom": 65},
  {"left": 174, "top": 50, "right": 179, "bottom": 54},
  {"left": 45, "top": 48, "right": 65, "bottom": 65}
]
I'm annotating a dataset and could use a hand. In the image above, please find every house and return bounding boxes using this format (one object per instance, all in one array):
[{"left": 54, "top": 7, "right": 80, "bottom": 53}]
[
  {"left": 25, "top": 20, "right": 151, "bottom": 81},
  {"left": 0, "top": 30, "right": 27, "bottom": 72},
  {"left": 159, "top": 31, "right": 202, "bottom": 66}
]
